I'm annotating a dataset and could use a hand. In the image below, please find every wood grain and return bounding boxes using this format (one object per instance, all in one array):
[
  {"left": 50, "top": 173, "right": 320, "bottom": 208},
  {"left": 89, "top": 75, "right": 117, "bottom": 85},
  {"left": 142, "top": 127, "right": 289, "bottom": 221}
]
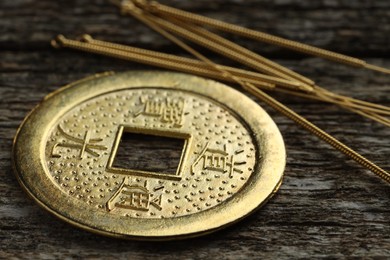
[{"left": 0, "top": 0, "right": 389, "bottom": 259}]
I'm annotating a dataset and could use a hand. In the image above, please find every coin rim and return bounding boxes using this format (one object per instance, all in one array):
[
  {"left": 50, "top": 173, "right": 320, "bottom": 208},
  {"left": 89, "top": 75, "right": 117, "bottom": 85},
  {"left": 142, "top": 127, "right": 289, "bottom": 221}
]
[{"left": 12, "top": 71, "right": 286, "bottom": 240}]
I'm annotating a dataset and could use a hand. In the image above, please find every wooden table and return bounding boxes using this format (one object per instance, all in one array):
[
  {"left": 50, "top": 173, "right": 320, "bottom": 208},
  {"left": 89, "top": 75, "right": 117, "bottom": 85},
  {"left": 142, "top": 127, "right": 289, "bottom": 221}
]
[{"left": 1, "top": 0, "right": 389, "bottom": 258}]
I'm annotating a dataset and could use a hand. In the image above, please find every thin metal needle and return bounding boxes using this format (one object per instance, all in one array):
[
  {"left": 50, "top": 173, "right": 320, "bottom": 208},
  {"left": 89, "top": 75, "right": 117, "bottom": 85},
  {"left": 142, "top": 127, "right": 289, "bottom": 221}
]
[
  {"left": 51, "top": 35, "right": 275, "bottom": 90},
  {"left": 138, "top": 0, "right": 390, "bottom": 75},
  {"left": 161, "top": 16, "right": 315, "bottom": 88},
  {"left": 82, "top": 35, "right": 390, "bottom": 116},
  {"left": 57, "top": 35, "right": 390, "bottom": 124},
  {"left": 136, "top": 11, "right": 315, "bottom": 89},
  {"left": 79, "top": 34, "right": 304, "bottom": 90}
]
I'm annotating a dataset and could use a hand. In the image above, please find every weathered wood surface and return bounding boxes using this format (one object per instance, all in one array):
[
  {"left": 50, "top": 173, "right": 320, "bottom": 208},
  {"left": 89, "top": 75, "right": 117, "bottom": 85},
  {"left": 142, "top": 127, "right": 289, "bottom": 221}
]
[{"left": 1, "top": 0, "right": 389, "bottom": 259}]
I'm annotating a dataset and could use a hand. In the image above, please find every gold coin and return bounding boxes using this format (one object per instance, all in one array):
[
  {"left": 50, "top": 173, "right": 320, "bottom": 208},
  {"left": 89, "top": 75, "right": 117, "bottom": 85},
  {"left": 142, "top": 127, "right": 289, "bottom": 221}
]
[{"left": 13, "top": 71, "right": 285, "bottom": 240}]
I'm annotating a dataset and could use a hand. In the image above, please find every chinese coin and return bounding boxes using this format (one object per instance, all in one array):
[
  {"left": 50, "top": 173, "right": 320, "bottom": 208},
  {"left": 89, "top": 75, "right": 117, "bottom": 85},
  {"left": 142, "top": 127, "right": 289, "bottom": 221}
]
[{"left": 13, "top": 71, "right": 285, "bottom": 239}]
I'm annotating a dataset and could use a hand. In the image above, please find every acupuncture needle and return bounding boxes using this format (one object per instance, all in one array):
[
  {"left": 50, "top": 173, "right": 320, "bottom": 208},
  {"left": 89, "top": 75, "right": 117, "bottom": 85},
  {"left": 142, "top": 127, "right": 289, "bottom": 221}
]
[
  {"left": 81, "top": 35, "right": 390, "bottom": 118},
  {"left": 139, "top": 0, "right": 390, "bottom": 75},
  {"left": 52, "top": 35, "right": 275, "bottom": 90},
  {"left": 79, "top": 35, "right": 307, "bottom": 92},
  {"left": 135, "top": 11, "right": 315, "bottom": 90},
  {"left": 56, "top": 35, "right": 390, "bottom": 126}
]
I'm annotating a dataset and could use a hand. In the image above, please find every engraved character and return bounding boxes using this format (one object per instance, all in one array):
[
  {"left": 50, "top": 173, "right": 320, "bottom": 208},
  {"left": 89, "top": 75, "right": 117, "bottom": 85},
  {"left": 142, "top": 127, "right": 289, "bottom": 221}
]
[
  {"left": 107, "top": 179, "right": 163, "bottom": 212},
  {"left": 50, "top": 125, "right": 107, "bottom": 159},
  {"left": 162, "top": 98, "right": 185, "bottom": 127},
  {"left": 134, "top": 96, "right": 185, "bottom": 127},
  {"left": 192, "top": 142, "right": 246, "bottom": 177}
]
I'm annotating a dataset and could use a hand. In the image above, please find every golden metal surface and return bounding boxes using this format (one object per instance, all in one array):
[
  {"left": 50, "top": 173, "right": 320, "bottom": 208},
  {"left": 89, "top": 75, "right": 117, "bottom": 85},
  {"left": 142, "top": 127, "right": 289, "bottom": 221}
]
[{"left": 13, "top": 71, "right": 286, "bottom": 240}]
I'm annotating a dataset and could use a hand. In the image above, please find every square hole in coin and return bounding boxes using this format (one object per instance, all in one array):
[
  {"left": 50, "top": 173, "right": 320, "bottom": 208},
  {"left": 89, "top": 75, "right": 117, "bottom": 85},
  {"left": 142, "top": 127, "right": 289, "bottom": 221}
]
[
  {"left": 107, "top": 126, "right": 192, "bottom": 180},
  {"left": 113, "top": 132, "right": 185, "bottom": 174}
]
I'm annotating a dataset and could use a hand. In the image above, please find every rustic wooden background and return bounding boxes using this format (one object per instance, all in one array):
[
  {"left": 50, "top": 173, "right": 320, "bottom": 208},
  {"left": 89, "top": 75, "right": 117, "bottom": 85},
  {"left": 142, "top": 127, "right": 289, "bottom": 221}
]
[{"left": 1, "top": 0, "right": 389, "bottom": 258}]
